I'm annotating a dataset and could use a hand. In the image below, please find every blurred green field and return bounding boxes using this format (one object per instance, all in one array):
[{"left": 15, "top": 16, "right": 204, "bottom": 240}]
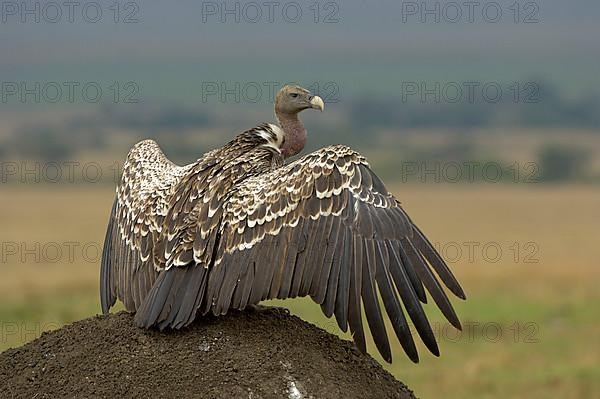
[{"left": 1, "top": 184, "right": 599, "bottom": 398}]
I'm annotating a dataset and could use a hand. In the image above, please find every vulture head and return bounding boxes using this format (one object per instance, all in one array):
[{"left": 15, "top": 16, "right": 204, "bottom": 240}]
[
  {"left": 275, "top": 85, "right": 324, "bottom": 158},
  {"left": 275, "top": 85, "right": 325, "bottom": 115}
]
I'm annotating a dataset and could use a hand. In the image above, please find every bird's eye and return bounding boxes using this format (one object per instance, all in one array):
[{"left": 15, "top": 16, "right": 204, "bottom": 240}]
[{"left": 289, "top": 93, "right": 298, "bottom": 98}]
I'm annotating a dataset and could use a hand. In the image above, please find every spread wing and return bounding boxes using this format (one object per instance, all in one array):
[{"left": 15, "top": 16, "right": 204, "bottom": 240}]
[
  {"left": 100, "top": 139, "right": 194, "bottom": 314},
  {"left": 208, "top": 145, "right": 466, "bottom": 363}
]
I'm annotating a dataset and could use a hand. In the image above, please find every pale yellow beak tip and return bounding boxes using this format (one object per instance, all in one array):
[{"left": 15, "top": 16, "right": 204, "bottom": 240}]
[{"left": 310, "top": 96, "right": 325, "bottom": 111}]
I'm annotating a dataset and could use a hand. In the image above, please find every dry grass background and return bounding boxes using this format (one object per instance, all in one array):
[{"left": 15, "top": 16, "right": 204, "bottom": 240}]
[{"left": 1, "top": 184, "right": 599, "bottom": 398}]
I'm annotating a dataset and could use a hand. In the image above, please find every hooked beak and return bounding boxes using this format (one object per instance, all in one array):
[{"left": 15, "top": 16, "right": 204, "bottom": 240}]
[{"left": 309, "top": 95, "right": 325, "bottom": 111}]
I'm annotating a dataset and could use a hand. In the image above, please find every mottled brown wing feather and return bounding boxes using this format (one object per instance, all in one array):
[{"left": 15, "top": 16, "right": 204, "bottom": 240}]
[
  {"left": 101, "top": 140, "right": 191, "bottom": 314},
  {"left": 210, "top": 145, "right": 466, "bottom": 363}
]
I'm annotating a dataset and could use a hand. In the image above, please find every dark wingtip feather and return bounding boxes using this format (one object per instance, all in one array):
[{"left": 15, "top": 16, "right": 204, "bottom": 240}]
[
  {"left": 401, "top": 239, "right": 463, "bottom": 331},
  {"left": 397, "top": 246, "right": 427, "bottom": 304},
  {"left": 386, "top": 241, "right": 439, "bottom": 357},
  {"left": 100, "top": 199, "right": 118, "bottom": 314},
  {"left": 412, "top": 225, "right": 467, "bottom": 300},
  {"left": 334, "top": 229, "right": 352, "bottom": 332},
  {"left": 347, "top": 235, "right": 366, "bottom": 354},
  {"left": 362, "top": 239, "right": 392, "bottom": 363},
  {"left": 374, "top": 242, "right": 419, "bottom": 363}
]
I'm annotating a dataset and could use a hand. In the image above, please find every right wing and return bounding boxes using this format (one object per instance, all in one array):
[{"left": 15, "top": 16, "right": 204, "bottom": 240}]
[{"left": 205, "top": 145, "right": 466, "bottom": 363}]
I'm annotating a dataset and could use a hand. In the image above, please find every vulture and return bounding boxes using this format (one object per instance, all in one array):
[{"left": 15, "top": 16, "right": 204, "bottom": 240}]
[{"left": 100, "top": 84, "right": 466, "bottom": 363}]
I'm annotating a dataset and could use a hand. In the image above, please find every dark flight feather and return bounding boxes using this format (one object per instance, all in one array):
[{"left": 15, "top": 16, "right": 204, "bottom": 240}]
[{"left": 361, "top": 238, "right": 391, "bottom": 362}]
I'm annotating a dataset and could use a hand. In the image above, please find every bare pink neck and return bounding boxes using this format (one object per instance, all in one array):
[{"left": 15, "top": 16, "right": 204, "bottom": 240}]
[{"left": 276, "top": 111, "right": 306, "bottom": 158}]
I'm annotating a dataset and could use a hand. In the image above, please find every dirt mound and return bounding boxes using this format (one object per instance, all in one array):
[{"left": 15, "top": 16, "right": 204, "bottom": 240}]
[{"left": 0, "top": 308, "right": 416, "bottom": 399}]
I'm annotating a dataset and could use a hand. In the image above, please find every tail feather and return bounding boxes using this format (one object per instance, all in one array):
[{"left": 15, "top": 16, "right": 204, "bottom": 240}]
[{"left": 135, "top": 265, "right": 208, "bottom": 330}]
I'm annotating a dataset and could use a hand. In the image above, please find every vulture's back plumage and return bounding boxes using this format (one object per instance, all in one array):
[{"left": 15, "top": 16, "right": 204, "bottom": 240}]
[{"left": 101, "top": 85, "right": 466, "bottom": 363}]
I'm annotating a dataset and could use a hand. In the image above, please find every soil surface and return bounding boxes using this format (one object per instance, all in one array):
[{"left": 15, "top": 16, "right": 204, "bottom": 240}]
[{"left": 0, "top": 308, "right": 416, "bottom": 399}]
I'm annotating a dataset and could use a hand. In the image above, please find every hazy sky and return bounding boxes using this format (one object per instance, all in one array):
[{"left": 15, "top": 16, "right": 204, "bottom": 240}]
[{"left": 1, "top": 0, "right": 598, "bottom": 101}]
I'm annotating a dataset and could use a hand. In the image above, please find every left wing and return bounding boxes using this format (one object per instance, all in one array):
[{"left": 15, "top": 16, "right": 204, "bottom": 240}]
[
  {"left": 206, "top": 145, "right": 466, "bottom": 363},
  {"left": 101, "top": 140, "right": 193, "bottom": 314}
]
